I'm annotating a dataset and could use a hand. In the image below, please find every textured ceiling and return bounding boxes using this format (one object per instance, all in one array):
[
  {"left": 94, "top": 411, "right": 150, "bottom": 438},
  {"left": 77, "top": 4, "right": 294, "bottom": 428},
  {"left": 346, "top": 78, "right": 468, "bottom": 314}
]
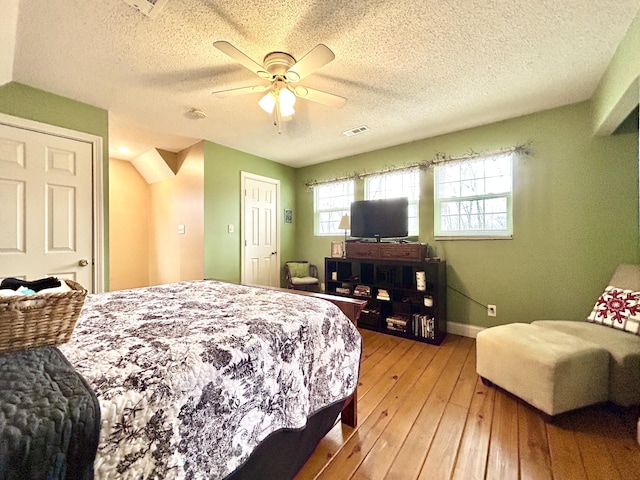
[{"left": 7, "top": 0, "right": 640, "bottom": 168}]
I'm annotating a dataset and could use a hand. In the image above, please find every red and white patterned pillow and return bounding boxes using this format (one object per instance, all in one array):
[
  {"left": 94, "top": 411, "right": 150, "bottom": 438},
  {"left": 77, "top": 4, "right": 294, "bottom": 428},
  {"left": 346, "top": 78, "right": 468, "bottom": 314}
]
[{"left": 587, "top": 286, "right": 640, "bottom": 335}]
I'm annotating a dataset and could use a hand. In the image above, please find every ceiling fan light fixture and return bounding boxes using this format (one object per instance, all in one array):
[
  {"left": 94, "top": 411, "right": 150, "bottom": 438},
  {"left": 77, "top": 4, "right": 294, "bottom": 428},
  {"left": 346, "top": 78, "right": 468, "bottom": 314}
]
[
  {"left": 279, "top": 87, "right": 296, "bottom": 110},
  {"left": 259, "top": 92, "right": 276, "bottom": 114},
  {"left": 280, "top": 104, "right": 295, "bottom": 117}
]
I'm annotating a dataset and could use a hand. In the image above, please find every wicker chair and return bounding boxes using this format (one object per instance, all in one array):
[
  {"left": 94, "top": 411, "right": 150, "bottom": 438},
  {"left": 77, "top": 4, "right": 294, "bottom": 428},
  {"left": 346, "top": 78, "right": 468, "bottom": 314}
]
[{"left": 285, "top": 261, "right": 320, "bottom": 292}]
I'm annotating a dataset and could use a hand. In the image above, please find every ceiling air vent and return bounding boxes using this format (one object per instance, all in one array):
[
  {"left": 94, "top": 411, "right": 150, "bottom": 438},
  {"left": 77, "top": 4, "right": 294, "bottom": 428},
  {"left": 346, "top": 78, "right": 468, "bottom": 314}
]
[
  {"left": 122, "top": 0, "right": 168, "bottom": 18},
  {"left": 342, "top": 125, "right": 370, "bottom": 137}
]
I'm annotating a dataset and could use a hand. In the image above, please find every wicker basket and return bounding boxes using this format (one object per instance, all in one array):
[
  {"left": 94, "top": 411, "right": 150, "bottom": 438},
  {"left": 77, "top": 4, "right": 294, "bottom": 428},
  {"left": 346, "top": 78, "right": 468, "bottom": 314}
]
[{"left": 0, "top": 280, "right": 88, "bottom": 354}]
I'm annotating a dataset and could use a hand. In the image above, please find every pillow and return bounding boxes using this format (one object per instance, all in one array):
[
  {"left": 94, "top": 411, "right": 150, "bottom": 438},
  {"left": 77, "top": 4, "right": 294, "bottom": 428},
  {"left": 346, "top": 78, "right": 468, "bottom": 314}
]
[
  {"left": 287, "top": 262, "right": 310, "bottom": 278},
  {"left": 587, "top": 285, "right": 640, "bottom": 335}
]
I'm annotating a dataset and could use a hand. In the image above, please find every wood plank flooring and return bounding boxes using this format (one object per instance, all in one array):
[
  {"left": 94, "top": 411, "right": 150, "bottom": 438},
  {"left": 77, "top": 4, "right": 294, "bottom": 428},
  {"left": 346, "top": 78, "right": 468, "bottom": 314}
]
[{"left": 295, "top": 329, "right": 640, "bottom": 480}]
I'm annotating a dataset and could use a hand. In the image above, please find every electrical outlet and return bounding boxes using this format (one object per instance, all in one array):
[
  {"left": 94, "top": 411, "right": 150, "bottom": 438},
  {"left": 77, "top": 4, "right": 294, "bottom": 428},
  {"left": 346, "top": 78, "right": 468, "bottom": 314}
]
[{"left": 487, "top": 304, "right": 497, "bottom": 317}]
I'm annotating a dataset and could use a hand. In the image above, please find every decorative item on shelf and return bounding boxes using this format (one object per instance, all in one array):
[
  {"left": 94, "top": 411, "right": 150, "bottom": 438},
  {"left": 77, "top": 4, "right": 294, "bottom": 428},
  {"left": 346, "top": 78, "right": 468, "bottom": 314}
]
[
  {"left": 354, "top": 285, "right": 371, "bottom": 297},
  {"left": 423, "top": 295, "right": 433, "bottom": 307},
  {"left": 416, "top": 271, "right": 426, "bottom": 291},
  {"left": 336, "top": 287, "right": 351, "bottom": 295},
  {"left": 331, "top": 241, "right": 344, "bottom": 258},
  {"left": 331, "top": 271, "right": 338, "bottom": 281},
  {"left": 338, "top": 214, "right": 350, "bottom": 258}
]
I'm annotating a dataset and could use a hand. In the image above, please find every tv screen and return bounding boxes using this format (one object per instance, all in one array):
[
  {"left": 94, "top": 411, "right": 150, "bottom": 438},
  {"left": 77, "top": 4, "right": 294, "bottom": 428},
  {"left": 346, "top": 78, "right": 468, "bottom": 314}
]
[{"left": 350, "top": 198, "right": 409, "bottom": 240}]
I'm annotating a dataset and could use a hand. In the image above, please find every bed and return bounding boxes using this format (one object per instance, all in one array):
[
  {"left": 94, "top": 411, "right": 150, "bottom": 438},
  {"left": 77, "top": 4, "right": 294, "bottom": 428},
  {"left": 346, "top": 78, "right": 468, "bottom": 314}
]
[{"left": 58, "top": 280, "right": 362, "bottom": 479}]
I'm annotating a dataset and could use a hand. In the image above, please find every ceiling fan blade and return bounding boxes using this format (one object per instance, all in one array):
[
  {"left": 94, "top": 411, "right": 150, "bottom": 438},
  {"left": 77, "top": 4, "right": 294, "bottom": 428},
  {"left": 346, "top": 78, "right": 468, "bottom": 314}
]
[
  {"left": 286, "top": 44, "right": 335, "bottom": 82},
  {"left": 212, "top": 85, "right": 269, "bottom": 97},
  {"left": 213, "top": 41, "right": 272, "bottom": 79},
  {"left": 294, "top": 86, "right": 347, "bottom": 108}
]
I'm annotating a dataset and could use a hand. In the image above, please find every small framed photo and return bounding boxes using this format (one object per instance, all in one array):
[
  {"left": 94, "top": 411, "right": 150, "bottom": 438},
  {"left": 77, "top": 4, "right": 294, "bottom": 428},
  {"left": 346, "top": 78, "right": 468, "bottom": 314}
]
[
  {"left": 331, "top": 241, "right": 344, "bottom": 258},
  {"left": 284, "top": 209, "right": 293, "bottom": 224}
]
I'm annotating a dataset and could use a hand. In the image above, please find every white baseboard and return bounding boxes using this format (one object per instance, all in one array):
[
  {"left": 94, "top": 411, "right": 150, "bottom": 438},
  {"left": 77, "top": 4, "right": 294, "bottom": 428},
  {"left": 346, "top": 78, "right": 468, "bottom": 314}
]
[{"left": 447, "top": 321, "right": 485, "bottom": 338}]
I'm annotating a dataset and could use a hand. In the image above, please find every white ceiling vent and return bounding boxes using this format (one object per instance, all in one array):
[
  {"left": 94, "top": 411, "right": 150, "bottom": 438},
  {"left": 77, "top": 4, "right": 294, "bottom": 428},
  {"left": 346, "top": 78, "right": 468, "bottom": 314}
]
[
  {"left": 342, "top": 125, "right": 370, "bottom": 137},
  {"left": 122, "top": 0, "right": 168, "bottom": 18}
]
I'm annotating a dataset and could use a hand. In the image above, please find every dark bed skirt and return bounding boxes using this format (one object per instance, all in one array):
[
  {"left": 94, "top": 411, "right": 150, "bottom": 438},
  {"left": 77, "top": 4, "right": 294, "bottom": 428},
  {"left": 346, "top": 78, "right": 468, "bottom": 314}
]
[{"left": 225, "top": 399, "right": 345, "bottom": 480}]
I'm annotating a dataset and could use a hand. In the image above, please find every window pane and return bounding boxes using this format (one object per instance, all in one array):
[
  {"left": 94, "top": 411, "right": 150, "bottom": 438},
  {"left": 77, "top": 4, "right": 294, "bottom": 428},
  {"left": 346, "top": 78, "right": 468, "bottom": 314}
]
[
  {"left": 435, "top": 154, "right": 513, "bottom": 237},
  {"left": 315, "top": 180, "right": 354, "bottom": 236},
  {"left": 439, "top": 181, "right": 459, "bottom": 198},
  {"left": 441, "top": 215, "right": 459, "bottom": 231},
  {"left": 441, "top": 201, "right": 459, "bottom": 216},
  {"left": 460, "top": 161, "right": 483, "bottom": 181},
  {"left": 460, "top": 179, "right": 484, "bottom": 197},
  {"left": 439, "top": 164, "right": 460, "bottom": 183},
  {"left": 364, "top": 170, "right": 419, "bottom": 236},
  {"left": 484, "top": 197, "right": 507, "bottom": 214},
  {"left": 485, "top": 175, "right": 511, "bottom": 194},
  {"left": 485, "top": 213, "right": 507, "bottom": 230}
]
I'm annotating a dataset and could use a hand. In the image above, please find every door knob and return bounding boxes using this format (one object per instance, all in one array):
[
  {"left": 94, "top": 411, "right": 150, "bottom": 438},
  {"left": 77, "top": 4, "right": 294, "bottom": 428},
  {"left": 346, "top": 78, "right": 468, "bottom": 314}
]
[
  {"left": 78, "top": 259, "right": 89, "bottom": 267},
  {"left": 271, "top": 251, "right": 277, "bottom": 255}
]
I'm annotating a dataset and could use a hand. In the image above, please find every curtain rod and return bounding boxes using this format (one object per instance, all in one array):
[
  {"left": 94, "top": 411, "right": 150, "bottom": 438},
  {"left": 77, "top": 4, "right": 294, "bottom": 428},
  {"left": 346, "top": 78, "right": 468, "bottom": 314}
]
[
  {"left": 305, "top": 143, "right": 531, "bottom": 189},
  {"left": 431, "top": 144, "right": 530, "bottom": 165}
]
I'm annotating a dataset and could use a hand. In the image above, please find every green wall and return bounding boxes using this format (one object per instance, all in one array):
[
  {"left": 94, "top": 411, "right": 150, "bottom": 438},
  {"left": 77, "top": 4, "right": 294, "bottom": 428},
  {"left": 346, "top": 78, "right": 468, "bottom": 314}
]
[
  {"left": 296, "top": 101, "right": 639, "bottom": 328},
  {"left": 0, "top": 82, "right": 110, "bottom": 288},
  {"left": 203, "top": 141, "right": 296, "bottom": 283},
  {"left": 592, "top": 10, "right": 640, "bottom": 134}
]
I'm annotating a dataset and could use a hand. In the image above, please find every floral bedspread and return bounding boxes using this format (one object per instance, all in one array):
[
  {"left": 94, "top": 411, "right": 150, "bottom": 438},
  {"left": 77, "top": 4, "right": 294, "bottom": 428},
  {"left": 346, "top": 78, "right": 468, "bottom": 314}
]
[{"left": 59, "top": 280, "right": 361, "bottom": 479}]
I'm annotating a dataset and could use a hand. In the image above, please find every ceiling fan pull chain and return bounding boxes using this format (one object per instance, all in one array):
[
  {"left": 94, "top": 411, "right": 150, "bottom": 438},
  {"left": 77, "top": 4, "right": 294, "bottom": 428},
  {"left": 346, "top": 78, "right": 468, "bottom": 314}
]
[{"left": 275, "top": 95, "right": 282, "bottom": 134}]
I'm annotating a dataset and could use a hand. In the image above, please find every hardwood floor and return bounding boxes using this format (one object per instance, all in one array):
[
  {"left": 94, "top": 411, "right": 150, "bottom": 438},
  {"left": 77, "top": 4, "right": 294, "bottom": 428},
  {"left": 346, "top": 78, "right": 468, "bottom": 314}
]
[{"left": 295, "top": 329, "right": 640, "bottom": 480}]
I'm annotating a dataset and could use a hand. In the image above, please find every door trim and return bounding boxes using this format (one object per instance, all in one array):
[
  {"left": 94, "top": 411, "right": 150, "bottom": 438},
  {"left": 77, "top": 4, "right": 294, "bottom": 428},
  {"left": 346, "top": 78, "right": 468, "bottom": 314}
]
[
  {"left": 0, "top": 113, "right": 105, "bottom": 293},
  {"left": 240, "top": 171, "right": 280, "bottom": 285}
]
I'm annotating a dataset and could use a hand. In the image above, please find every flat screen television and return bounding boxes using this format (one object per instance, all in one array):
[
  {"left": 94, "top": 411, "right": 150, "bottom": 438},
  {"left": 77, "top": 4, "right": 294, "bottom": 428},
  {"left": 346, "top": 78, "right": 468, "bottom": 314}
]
[{"left": 350, "top": 198, "right": 409, "bottom": 241}]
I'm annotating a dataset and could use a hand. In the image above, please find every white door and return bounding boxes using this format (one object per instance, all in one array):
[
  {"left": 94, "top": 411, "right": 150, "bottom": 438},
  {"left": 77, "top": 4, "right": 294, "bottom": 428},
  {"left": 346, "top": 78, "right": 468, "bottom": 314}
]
[
  {"left": 242, "top": 173, "right": 279, "bottom": 287},
  {"left": 0, "top": 123, "right": 94, "bottom": 290}
]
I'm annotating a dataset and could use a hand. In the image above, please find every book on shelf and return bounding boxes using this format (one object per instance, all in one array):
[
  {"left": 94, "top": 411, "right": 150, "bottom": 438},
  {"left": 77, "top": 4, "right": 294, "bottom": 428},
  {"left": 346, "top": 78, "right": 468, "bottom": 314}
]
[
  {"left": 386, "top": 314, "right": 409, "bottom": 332},
  {"left": 335, "top": 287, "right": 351, "bottom": 295},
  {"left": 353, "top": 285, "right": 371, "bottom": 297},
  {"left": 386, "top": 314, "right": 409, "bottom": 324},
  {"left": 412, "top": 313, "right": 435, "bottom": 340},
  {"left": 376, "top": 288, "right": 390, "bottom": 301},
  {"left": 386, "top": 323, "right": 408, "bottom": 332}
]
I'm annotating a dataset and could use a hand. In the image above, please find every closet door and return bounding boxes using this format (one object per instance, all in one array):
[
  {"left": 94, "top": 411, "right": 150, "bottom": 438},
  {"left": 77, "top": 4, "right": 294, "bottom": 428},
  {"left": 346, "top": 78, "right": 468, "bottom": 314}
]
[
  {"left": 0, "top": 123, "right": 94, "bottom": 290},
  {"left": 242, "top": 172, "right": 280, "bottom": 287}
]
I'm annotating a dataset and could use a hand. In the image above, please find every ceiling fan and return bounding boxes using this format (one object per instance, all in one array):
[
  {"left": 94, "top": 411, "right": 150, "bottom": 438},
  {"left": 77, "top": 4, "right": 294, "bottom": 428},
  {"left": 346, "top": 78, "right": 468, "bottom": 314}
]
[{"left": 212, "top": 41, "right": 347, "bottom": 133}]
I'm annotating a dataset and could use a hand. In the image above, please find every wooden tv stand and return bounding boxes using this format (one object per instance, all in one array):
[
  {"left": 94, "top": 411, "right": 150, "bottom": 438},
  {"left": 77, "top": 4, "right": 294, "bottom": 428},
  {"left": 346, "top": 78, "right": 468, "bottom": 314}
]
[{"left": 325, "top": 256, "right": 447, "bottom": 345}]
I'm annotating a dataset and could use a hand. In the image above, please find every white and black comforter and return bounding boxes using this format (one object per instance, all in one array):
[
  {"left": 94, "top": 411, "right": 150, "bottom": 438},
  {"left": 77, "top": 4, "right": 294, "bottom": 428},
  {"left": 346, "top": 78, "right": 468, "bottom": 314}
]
[{"left": 59, "top": 280, "right": 361, "bottom": 479}]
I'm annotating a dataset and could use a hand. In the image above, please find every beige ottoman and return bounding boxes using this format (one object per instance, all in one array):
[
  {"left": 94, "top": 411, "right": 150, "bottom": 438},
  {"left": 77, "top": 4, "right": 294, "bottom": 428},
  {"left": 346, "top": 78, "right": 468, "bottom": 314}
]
[{"left": 476, "top": 323, "right": 609, "bottom": 416}]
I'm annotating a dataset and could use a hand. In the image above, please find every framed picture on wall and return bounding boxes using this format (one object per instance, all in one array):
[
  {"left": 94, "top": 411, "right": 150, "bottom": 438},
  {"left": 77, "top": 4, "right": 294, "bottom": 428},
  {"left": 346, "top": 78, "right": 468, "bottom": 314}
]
[
  {"left": 284, "top": 209, "right": 293, "bottom": 223},
  {"left": 331, "top": 241, "right": 344, "bottom": 258}
]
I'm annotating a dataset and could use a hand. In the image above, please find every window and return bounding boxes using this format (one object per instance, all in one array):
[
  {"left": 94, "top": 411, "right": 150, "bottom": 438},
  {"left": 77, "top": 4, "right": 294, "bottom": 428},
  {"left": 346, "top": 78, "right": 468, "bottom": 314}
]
[
  {"left": 434, "top": 153, "right": 513, "bottom": 238},
  {"left": 365, "top": 170, "right": 419, "bottom": 236},
  {"left": 314, "top": 180, "right": 354, "bottom": 235}
]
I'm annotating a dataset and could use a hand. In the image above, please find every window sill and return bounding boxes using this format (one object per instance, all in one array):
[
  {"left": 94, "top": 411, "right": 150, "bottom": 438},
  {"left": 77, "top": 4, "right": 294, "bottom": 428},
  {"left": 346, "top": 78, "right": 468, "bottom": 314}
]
[{"left": 434, "top": 235, "right": 513, "bottom": 241}]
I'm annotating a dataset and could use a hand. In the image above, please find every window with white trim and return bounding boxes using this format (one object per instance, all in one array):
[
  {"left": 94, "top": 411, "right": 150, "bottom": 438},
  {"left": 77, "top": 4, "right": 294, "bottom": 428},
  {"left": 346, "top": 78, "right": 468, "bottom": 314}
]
[
  {"left": 434, "top": 153, "right": 513, "bottom": 238},
  {"left": 314, "top": 180, "right": 354, "bottom": 235},
  {"left": 365, "top": 169, "right": 420, "bottom": 236}
]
